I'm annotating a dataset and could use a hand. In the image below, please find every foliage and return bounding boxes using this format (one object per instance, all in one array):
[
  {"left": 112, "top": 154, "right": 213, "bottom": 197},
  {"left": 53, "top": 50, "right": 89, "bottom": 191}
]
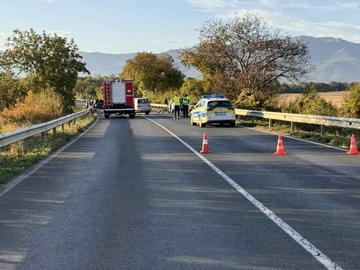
[
  {"left": 74, "top": 76, "right": 104, "bottom": 99},
  {"left": 181, "top": 14, "right": 310, "bottom": 103},
  {"left": 0, "top": 29, "right": 89, "bottom": 113},
  {"left": 340, "top": 83, "right": 360, "bottom": 117},
  {"left": 179, "top": 78, "right": 206, "bottom": 103},
  {"left": 234, "top": 88, "right": 272, "bottom": 110},
  {"left": 0, "top": 90, "right": 63, "bottom": 133},
  {"left": 0, "top": 71, "right": 27, "bottom": 111},
  {"left": 285, "top": 91, "right": 338, "bottom": 116},
  {"left": 120, "top": 52, "right": 184, "bottom": 96}
]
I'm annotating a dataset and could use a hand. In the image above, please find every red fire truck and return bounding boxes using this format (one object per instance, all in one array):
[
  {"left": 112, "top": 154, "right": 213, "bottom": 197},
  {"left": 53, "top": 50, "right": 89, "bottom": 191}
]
[{"left": 102, "top": 79, "right": 135, "bottom": 118}]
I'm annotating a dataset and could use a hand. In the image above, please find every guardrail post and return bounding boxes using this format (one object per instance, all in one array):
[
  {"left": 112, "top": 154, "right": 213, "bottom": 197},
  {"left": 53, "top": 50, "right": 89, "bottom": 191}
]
[
  {"left": 320, "top": 125, "right": 324, "bottom": 136},
  {"left": 21, "top": 139, "right": 29, "bottom": 153},
  {"left": 52, "top": 127, "right": 57, "bottom": 136},
  {"left": 291, "top": 122, "right": 295, "bottom": 132},
  {"left": 41, "top": 132, "right": 46, "bottom": 143},
  {"left": 269, "top": 119, "right": 273, "bottom": 128},
  {"left": 62, "top": 124, "right": 65, "bottom": 132}
]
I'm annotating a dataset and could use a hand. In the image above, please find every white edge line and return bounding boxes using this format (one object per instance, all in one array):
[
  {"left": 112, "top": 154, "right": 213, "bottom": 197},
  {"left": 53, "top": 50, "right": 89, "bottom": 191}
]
[
  {"left": 145, "top": 117, "right": 343, "bottom": 270},
  {"left": 0, "top": 117, "right": 99, "bottom": 198},
  {"left": 242, "top": 125, "right": 347, "bottom": 152}
]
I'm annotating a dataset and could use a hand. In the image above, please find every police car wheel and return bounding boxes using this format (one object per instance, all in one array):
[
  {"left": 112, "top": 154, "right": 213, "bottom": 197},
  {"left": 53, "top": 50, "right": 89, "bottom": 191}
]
[{"left": 200, "top": 122, "right": 206, "bottom": 128}]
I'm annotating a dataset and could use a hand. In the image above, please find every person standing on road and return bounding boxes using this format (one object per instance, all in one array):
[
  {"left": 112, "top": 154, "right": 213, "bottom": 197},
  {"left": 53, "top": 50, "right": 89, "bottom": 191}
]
[
  {"left": 182, "top": 94, "right": 190, "bottom": 118},
  {"left": 172, "top": 94, "right": 180, "bottom": 120}
]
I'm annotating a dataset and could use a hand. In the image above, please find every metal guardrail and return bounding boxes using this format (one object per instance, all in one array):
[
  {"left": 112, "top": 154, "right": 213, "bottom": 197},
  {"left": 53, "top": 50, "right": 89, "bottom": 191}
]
[
  {"left": 235, "top": 109, "right": 360, "bottom": 131},
  {"left": 151, "top": 103, "right": 360, "bottom": 132},
  {"left": 150, "top": 103, "right": 168, "bottom": 109},
  {"left": 0, "top": 108, "right": 91, "bottom": 149}
]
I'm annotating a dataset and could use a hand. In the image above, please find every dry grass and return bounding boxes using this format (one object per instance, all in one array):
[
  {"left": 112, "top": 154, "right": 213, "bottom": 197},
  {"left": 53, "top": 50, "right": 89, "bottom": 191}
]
[
  {"left": 276, "top": 91, "right": 348, "bottom": 108},
  {"left": 0, "top": 90, "right": 63, "bottom": 133}
]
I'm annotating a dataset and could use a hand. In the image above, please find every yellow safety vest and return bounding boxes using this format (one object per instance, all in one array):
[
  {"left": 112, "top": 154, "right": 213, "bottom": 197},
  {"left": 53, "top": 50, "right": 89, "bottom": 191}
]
[
  {"left": 173, "top": 96, "right": 180, "bottom": 106},
  {"left": 183, "top": 96, "right": 190, "bottom": 105}
]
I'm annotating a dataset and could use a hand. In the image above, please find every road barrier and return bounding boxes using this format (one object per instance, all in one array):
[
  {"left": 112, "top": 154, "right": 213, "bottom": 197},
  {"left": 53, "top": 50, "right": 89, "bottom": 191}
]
[
  {"left": 0, "top": 108, "right": 92, "bottom": 150},
  {"left": 235, "top": 109, "right": 360, "bottom": 134},
  {"left": 151, "top": 103, "right": 360, "bottom": 134}
]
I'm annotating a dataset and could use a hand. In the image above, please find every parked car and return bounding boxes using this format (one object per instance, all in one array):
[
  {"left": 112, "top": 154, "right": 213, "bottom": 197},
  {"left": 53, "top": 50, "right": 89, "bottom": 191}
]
[
  {"left": 134, "top": 98, "right": 152, "bottom": 114},
  {"left": 191, "top": 94, "right": 236, "bottom": 127}
]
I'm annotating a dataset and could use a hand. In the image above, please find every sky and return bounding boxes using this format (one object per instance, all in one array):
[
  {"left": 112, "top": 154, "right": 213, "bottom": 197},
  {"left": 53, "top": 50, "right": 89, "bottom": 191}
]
[{"left": 0, "top": 0, "right": 359, "bottom": 54}]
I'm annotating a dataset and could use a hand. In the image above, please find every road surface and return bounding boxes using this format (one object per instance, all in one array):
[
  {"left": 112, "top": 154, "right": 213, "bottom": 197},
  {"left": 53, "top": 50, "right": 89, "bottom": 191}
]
[{"left": 0, "top": 113, "right": 359, "bottom": 270}]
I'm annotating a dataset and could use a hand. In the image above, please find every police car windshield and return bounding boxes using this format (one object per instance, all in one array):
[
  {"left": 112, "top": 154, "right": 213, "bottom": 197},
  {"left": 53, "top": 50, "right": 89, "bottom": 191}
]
[{"left": 208, "top": 100, "right": 232, "bottom": 108}]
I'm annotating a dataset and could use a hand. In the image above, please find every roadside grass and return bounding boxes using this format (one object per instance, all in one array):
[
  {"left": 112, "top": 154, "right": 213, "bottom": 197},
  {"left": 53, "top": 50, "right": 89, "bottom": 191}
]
[
  {"left": 0, "top": 113, "right": 97, "bottom": 185},
  {"left": 237, "top": 118, "right": 356, "bottom": 149}
]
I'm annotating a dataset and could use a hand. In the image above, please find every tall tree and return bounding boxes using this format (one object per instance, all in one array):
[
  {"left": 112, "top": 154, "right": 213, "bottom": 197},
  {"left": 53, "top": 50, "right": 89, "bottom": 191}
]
[
  {"left": 181, "top": 14, "right": 310, "bottom": 103},
  {"left": 120, "top": 52, "right": 184, "bottom": 96},
  {"left": 0, "top": 29, "right": 89, "bottom": 113}
]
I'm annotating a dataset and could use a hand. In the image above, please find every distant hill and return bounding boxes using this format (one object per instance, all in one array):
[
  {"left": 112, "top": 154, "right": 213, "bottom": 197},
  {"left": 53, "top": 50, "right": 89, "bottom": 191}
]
[
  {"left": 79, "top": 50, "right": 201, "bottom": 78},
  {"left": 301, "top": 36, "right": 360, "bottom": 82},
  {"left": 80, "top": 36, "right": 360, "bottom": 82}
]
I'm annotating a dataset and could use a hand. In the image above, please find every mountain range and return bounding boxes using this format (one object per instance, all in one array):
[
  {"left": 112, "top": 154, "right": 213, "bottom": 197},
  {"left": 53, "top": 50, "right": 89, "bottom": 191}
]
[{"left": 80, "top": 36, "right": 360, "bottom": 83}]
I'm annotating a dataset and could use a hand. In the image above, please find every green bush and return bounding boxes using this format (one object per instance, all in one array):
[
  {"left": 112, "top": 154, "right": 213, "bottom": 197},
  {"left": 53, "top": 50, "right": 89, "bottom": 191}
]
[
  {"left": 284, "top": 91, "right": 338, "bottom": 116},
  {"left": 234, "top": 88, "right": 274, "bottom": 110},
  {"left": 340, "top": 83, "right": 360, "bottom": 117}
]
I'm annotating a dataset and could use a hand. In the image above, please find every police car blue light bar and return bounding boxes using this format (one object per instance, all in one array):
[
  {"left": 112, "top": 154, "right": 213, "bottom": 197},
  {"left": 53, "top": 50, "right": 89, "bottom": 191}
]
[{"left": 201, "top": 94, "right": 225, "bottom": 99}]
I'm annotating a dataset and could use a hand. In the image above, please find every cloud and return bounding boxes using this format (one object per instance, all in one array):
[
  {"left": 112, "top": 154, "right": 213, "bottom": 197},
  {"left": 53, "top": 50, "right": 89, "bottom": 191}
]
[
  {"left": 185, "top": 0, "right": 240, "bottom": 12},
  {"left": 34, "top": 0, "right": 58, "bottom": 3},
  {"left": 185, "top": 0, "right": 360, "bottom": 43},
  {"left": 50, "top": 30, "right": 70, "bottom": 38},
  {"left": 231, "top": 8, "right": 360, "bottom": 42}
]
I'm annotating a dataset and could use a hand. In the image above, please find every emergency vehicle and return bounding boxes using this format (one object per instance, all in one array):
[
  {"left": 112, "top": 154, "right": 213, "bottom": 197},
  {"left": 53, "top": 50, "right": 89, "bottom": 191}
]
[
  {"left": 102, "top": 79, "right": 135, "bottom": 118},
  {"left": 190, "top": 94, "right": 236, "bottom": 127}
]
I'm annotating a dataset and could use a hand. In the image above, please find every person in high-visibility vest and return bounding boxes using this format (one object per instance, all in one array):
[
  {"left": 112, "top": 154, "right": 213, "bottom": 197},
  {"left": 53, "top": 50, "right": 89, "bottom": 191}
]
[
  {"left": 182, "top": 94, "right": 190, "bottom": 118},
  {"left": 172, "top": 94, "right": 180, "bottom": 120}
]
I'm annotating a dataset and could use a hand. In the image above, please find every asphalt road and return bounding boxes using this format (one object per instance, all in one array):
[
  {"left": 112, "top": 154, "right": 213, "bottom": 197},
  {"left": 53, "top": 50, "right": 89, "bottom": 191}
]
[{"left": 0, "top": 113, "right": 359, "bottom": 270}]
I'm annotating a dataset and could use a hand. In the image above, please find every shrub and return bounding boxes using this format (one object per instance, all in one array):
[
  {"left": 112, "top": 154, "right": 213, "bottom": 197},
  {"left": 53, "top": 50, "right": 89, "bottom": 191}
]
[
  {"left": 0, "top": 89, "right": 63, "bottom": 132},
  {"left": 234, "top": 88, "right": 274, "bottom": 110},
  {"left": 340, "top": 83, "right": 360, "bottom": 117},
  {"left": 284, "top": 91, "right": 338, "bottom": 116}
]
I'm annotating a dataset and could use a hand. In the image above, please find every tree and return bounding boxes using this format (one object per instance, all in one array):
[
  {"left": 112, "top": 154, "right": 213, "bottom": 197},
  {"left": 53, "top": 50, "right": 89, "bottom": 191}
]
[
  {"left": 0, "top": 71, "right": 27, "bottom": 111},
  {"left": 179, "top": 78, "right": 205, "bottom": 102},
  {"left": 120, "top": 52, "right": 184, "bottom": 96},
  {"left": 0, "top": 29, "right": 89, "bottom": 113},
  {"left": 181, "top": 14, "right": 310, "bottom": 104},
  {"left": 74, "top": 76, "right": 104, "bottom": 99},
  {"left": 341, "top": 83, "right": 360, "bottom": 117}
]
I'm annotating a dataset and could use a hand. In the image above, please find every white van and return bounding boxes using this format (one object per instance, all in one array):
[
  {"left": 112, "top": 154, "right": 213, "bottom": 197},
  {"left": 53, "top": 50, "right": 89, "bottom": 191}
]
[{"left": 134, "top": 98, "right": 152, "bottom": 115}]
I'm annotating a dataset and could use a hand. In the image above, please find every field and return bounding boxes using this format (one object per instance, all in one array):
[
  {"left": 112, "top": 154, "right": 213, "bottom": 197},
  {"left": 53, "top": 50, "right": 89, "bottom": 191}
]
[{"left": 276, "top": 91, "right": 347, "bottom": 108}]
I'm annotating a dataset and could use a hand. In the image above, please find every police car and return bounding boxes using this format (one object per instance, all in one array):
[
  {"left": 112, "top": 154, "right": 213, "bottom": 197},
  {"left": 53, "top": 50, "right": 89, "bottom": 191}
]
[{"left": 190, "top": 94, "right": 236, "bottom": 128}]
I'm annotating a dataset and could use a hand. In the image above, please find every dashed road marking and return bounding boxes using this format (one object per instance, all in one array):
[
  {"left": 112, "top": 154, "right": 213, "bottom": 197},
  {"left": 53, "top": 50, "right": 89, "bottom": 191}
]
[{"left": 146, "top": 117, "right": 343, "bottom": 270}]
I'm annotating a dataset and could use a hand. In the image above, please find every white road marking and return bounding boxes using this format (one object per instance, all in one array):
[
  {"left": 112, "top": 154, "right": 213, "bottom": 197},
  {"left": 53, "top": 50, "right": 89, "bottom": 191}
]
[
  {"left": 146, "top": 117, "right": 343, "bottom": 270},
  {"left": 242, "top": 126, "right": 347, "bottom": 152},
  {"left": 0, "top": 118, "right": 98, "bottom": 199}
]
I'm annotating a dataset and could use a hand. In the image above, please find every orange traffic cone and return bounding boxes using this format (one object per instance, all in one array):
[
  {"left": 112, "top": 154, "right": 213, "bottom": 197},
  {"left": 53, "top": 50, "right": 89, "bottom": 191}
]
[
  {"left": 200, "top": 132, "right": 209, "bottom": 154},
  {"left": 274, "top": 134, "right": 286, "bottom": 155},
  {"left": 347, "top": 134, "right": 359, "bottom": 155}
]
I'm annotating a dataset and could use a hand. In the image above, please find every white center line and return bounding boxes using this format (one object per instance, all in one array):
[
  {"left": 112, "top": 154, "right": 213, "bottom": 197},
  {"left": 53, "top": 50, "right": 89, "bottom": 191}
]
[{"left": 146, "top": 117, "right": 344, "bottom": 270}]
